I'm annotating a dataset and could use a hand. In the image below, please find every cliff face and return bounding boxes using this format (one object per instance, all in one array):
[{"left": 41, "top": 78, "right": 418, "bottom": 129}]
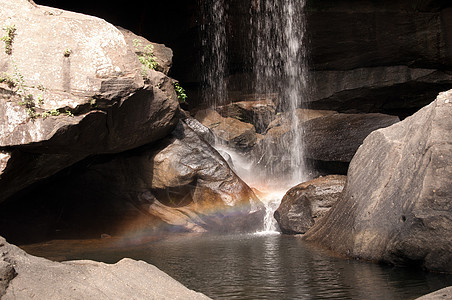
[
  {"left": 34, "top": 0, "right": 452, "bottom": 116},
  {"left": 0, "top": 0, "right": 264, "bottom": 243}
]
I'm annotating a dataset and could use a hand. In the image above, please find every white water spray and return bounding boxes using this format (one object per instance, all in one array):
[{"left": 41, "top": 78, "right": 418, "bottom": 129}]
[
  {"left": 252, "top": 0, "right": 309, "bottom": 185},
  {"left": 200, "top": 0, "right": 228, "bottom": 108},
  {"left": 202, "top": 0, "right": 310, "bottom": 233}
]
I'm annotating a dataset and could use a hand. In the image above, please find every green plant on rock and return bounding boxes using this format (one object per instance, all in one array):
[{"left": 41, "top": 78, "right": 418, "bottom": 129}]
[
  {"left": 174, "top": 82, "right": 188, "bottom": 104},
  {"left": 133, "top": 39, "right": 158, "bottom": 74},
  {"left": 0, "top": 72, "right": 16, "bottom": 88},
  {"left": 1, "top": 24, "right": 16, "bottom": 55}
]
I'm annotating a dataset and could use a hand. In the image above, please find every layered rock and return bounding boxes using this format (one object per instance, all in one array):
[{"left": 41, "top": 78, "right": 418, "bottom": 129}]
[
  {"left": 0, "top": 0, "right": 179, "bottom": 202},
  {"left": 195, "top": 108, "right": 257, "bottom": 151},
  {"left": 0, "top": 121, "right": 264, "bottom": 242},
  {"left": 274, "top": 175, "right": 346, "bottom": 234},
  {"left": 304, "top": 90, "right": 452, "bottom": 273},
  {"left": 0, "top": 236, "right": 209, "bottom": 299},
  {"left": 252, "top": 110, "right": 399, "bottom": 175},
  {"left": 216, "top": 99, "right": 276, "bottom": 133}
]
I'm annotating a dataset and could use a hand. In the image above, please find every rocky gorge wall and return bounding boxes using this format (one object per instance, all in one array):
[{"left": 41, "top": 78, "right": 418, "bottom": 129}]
[
  {"left": 35, "top": 0, "right": 452, "bottom": 117},
  {"left": 0, "top": 0, "right": 264, "bottom": 244}
]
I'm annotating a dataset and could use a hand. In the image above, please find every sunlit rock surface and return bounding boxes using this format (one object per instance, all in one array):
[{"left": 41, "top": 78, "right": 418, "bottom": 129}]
[
  {"left": 274, "top": 175, "right": 346, "bottom": 234},
  {"left": 415, "top": 287, "right": 452, "bottom": 300},
  {"left": 0, "top": 121, "right": 265, "bottom": 242},
  {"left": 305, "top": 90, "right": 452, "bottom": 273},
  {"left": 195, "top": 108, "right": 257, "bottom": 151},
  {"left": 216, "top": 99, "right": 277, "bottom": 133},
  {"left": 0, "top": 236, "right": 210, "bottom": 299},
  {"left": 0, "top": 0, "right": 179, "bottom": 202}
]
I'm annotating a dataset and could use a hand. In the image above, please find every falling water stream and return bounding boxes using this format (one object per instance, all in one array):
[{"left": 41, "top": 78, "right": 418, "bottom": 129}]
[{"left": 252, "top": 0, "right": 309, "bottom": 186}]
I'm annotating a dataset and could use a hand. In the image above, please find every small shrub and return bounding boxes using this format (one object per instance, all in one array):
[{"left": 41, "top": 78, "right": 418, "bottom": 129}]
[
  {"left": 174, "top": 82, "right": 188, "bottom": 104},
  {"left": 133, "top": 39, "right": 158, "bottom": 73},
  {"left": 1, "top": 24, "right": 16, "bottom": 55}
]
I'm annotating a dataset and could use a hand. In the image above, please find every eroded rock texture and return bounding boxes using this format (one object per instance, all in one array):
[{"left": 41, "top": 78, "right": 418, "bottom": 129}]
[
  {"left": 0, "top": 0, "right": 179, "bottom": 202},
  {"left": 0, "top": 121, "right": 264, "bottom": 243},
  {"left": 0, "top": 236, "right": 210, "bottom": 299},
  {"left": 305, "top": 90, "right": 452, "bottom": 273},
  {"left": 274, "top": 175, "right": 346, "bottom": 234}
]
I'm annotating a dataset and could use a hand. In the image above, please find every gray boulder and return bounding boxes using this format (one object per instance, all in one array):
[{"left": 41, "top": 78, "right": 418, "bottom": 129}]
[
  {"left": 0, "top": 0, "right": 179, "bottom": 202},
  {"left": 0, "top": 236, "right": 210, "bottom": 299},
  {"left": 415, "top": 287, "right": 452, "bottom": 300},
  {"left": 274, "top": 175, "right": 346, "bottom": 234},
  {"left": 305, "top": 90, "right": 452, "bottom": 273}
]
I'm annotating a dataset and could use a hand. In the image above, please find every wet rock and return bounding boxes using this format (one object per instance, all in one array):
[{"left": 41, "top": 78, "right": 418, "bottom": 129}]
[
  {"left": 304, "top": 90, "right": 452, "bottom": 273},
  {"left": 0, "top": 236, "right": 210, "bottom": 299},
  {"left": 306, "top": 2, "right": 452, "bottom": 115},
  {"left": 195, "top": 108, "right": 257, "bottom": 151},
  {"left": 217, "top": 99, "right": 277, "bottom": 133},
  {"left": 252, "top": 110, "right": 399, "bottom": 175},
  {"left": 0, "top": 0, "right": 179, "bottom": 202},
  {"left": 184, "top": 117, "right": 216, "bottom": 145},
  {"left": 274, "top": 175, "right": 346, "bottom": 234},
  {"left": 303, "top": 113, "right": 400, "bottom": 162},
  {"left": 0, "top": 121, "right": 265, "bottom": 240}
]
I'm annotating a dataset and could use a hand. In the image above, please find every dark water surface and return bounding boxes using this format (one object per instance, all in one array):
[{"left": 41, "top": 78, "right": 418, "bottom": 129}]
[{"left": 21, "top": 233, "right": 452, "bottom": 299}]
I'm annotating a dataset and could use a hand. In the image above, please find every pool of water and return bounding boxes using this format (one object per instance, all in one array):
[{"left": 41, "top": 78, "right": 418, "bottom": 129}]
[{"left": 21, "top": 233, "right": 452, "bottom": 300}]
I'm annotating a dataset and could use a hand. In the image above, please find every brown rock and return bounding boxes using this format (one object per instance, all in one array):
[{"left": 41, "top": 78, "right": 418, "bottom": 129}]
[
  {"left": 0, "top": 0, "right": 179, "bottom": 202},
  {"left": 217, "top": 99, "right": 277, "bottom": 133},
  {"left": 274, "top": 175, "right": 346, "bottom": 234},
  {"left": 195, "top": 108, "right": 257, "bottom": 151}
]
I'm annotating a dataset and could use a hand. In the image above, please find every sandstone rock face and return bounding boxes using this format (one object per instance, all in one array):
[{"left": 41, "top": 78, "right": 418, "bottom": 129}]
[
  {"left": 304, "top": 90, "right": 452, "bottom": 273},
  {"left": 195, "top": 108, "right": 257, "bottom": 151},
  {"left": 304, "top": 113, "right": 400, "bottom": 162},
  {"left": 252, "top": 110, "right": 399, "bottom": 175},
  {"left": 0, "top": 236, "right": 210, "bottom": 299},
  {"left": 306, "top": 1, "right": 452, "bottom": 115},
  {"left": 274, "top": 175, "right": 346, "bottom": 234},
  {"left": 217, "top": 99, "right": 277, "bottom": 133},
  {"left": 0, "top": 121, "right": 265, "bottom": 241},
  {"left": 0, "top": 0, "right": 179, "bottom": 202},
  {"left": 415, "top": 287, "right": 452, "bottom": 300}
]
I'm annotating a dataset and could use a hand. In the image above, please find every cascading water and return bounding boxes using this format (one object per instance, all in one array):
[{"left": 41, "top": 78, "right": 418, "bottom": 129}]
[
  {"left": 201, "top": 0, "right": 310, "bottom": 233},
  {"left": 251, "top": 0, "right": 310, "bottom": 187},
  {"left": 199, "top": 0, "right": 228, "bottom": 108}
]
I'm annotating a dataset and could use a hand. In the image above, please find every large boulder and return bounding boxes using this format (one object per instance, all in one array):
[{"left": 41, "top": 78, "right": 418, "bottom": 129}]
[
  {"left": 252, "top": 110, "right": 399, "bottom": 175},
  {"left": 0, "top": 236, "right": 209, "bottom": 299},
  {"left": 0, "top": 0, "right": 179, "bottom": 202},
  {"left": 216, "top": 99, "right": 277, "bottom": 133},
  {"left": 415, "top": 287, "right": 452, "bottom": 300},
  {"left": 0, "top": 121, "right": 265, "bottom": 242},
  {"left": 195, "top": 108, "right": 257, "bottom": 151},
  {"left": 304, "top": 90, "right": 452, "bottom": 273},
  {"left": 274, "top": 175, "right": 346, "bottom": 234}
]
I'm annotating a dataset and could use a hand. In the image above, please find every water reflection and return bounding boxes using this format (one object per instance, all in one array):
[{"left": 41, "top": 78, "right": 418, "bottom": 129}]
[{"left": 21, "top": 234, "right": 452, "bottom": 299}]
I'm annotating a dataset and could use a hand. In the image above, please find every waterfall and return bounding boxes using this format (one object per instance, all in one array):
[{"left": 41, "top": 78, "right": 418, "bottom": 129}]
[
  {"left": 200, "top": 0, "right": 310, "bottom": 233},
  {"left": 199, "top": 0, "right": 228, "bottom": 108},
  {"left": 252, "top": 0, "right": 310, "bottom": 186}
]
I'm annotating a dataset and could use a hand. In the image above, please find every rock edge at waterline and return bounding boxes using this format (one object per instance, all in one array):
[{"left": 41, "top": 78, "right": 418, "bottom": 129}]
[
  {"left": 0, "top": 236, "right": 210, "bottom": 299},
  {"left": 304, "top": 90, "right": 452, "bottom": 273}
]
